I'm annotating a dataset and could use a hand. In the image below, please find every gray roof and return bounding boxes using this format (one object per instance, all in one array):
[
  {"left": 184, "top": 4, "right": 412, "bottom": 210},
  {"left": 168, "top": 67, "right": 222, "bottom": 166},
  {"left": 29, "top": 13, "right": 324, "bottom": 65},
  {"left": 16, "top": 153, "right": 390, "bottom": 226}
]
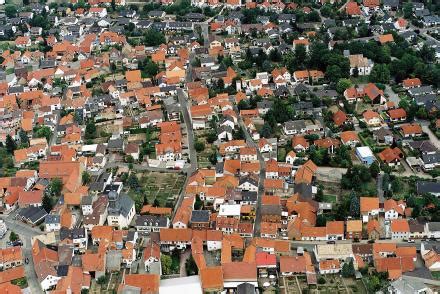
[
  {"left": 242, "top": 191, "right": 258, "bottom": 202},
  {"left": 191, "top": 210, "right": 210, "bottom": 223},
  {"left": 417, "top": 181, "right": 440, "bottom": 195},
  {"left": 45, "top": 214, "right": 60, "bottom": 224},
  {"left": 428, "top": 222, "right": 440, "bottom": 232},
  {"left": 422, "top": 152, "right": 440, "bottom": 164},
  {"left": 390, "top": 278, "right": 427, "bottom": 293},
  {"left": 135, "top": 215, "right": 169, "bottom": 227},
  {"left": 408, "top": 140, "right": 437, "bottom": 154},
  {"left": 284, "top": 120, "right": 306, "bottom": 131},
  {"left": 239, "top": 175, "right": 258, "bottom": 187}
]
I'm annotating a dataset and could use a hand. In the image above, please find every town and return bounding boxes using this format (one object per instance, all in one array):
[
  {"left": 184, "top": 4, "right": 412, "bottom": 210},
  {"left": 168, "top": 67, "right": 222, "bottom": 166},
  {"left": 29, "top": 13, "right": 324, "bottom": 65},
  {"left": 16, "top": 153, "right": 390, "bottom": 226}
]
[{"left": 0, "top": 0, "right": 438, "bottom": 293}]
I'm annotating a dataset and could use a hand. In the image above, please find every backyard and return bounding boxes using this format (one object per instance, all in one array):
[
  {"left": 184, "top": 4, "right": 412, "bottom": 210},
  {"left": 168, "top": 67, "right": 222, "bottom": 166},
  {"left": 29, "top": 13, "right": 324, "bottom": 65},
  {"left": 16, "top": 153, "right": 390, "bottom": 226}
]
[{"left": 129, "top": 171, "right": 186, "bottom": 208}]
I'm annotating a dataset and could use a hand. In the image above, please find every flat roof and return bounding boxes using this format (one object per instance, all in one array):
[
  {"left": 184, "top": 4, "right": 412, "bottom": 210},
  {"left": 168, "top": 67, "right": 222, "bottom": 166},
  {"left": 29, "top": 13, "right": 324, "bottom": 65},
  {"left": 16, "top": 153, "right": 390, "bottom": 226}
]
[
  {"left": 218, "top": 204, "right": 242, "bottom": 216},
  {"left": 356, "top": 146, "right": 374, "bottom": 157},
  {"left": 159, "top": 276, "right": 202, "bottom": 294}
]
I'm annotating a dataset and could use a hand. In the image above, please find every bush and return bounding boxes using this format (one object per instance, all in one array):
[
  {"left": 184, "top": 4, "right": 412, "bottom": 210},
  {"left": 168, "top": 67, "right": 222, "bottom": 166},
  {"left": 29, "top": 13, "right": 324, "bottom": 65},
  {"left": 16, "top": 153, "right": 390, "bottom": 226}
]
[{"left": 318, "top": 277, "right": 326, "bottom": 284}]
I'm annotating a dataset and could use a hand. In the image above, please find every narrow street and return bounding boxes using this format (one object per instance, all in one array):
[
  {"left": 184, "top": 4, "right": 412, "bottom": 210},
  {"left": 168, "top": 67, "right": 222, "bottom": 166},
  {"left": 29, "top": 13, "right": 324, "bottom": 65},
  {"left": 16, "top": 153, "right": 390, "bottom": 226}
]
[
  {"left": 1, "top": 214, "right": 42, "bottom": 293},
  {"left": 229, "top": 97, "right": 266, "bottom": 236}
]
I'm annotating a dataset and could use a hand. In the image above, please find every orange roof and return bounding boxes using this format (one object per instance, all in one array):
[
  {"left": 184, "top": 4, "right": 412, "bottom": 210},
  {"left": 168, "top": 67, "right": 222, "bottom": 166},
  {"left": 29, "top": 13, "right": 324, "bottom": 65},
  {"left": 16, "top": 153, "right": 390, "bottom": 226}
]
[
  {"left": 378, "top": 147, "right": 403, "bottom": 163},
  {"left": 0, "top": 283, "right": 21, "bottom": 294},
  {"left": 200, "top": 266, "right": 223, "bottom": 291},
  {"left": 0, "top": 266, "right": 25, "bottom": 284},
  {"left": 400, "top": 123, "right": 422, "bottom": 136},
  {"left": 360, "top": 197, "right": 379, "bottom": 213},
  {"left": 346, "top": 1, "right": 361, "bottom": 15},
  {"left": 379, "top": 34, "right": 394, "bottom": 44},
  {"left": 319, "top": 259, "right": 340, "bottom": 271},
  {"left": 294, "top": 160, "right": 317, "bottom": 184},
  {"left": 390, "top": 219, "right": 410, "bottom": 233},
  {"left": 388, "top": 108, "right": 407, "bottom": 120},
  {"left": 123, "top": 274, "right": 160, "bottom": 293},
  {"left": 326, "top": 221, "right": 344, "bottom": 235},
  {"left": 340, "top": 131, "right": 359, "bottom": 144},
  {"left": 402, "top": 78, "right": 421, "bottom": 88}
]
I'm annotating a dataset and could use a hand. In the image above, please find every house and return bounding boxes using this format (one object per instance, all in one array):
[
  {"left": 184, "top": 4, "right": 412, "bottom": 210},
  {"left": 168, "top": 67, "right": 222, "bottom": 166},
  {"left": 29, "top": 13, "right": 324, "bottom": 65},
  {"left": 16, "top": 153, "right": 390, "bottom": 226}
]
[
  {"left": 319, "top": 259, "right": 341, "bottom": 274},
  {"left": 135, "top": 215, "right": 170, "bottom": 233},
  {"left": 159, "top": 228, "right": 192, "bottom": 251},
  {"left": 356, "top": 146, "right": 375, "bottom": 165},
  {"left": 0, "top": 247, "right": 23, "bottom": 270},
  {"left": 283, "top": 120, "right": 306, "bottom": 135},
  {"left": 387, "top": 108, "right": 407, "bottom": 122},
  {"left": 363, "top": 110, "right": 382, "bottom": 127},
  {"left": 106, "top": 191, "right": 136, "bottom": 229},
  {"left": 378, "top": 147, "right": 403, "bottom": 166},
  {"left": 144, "top": 241, "right": 161, "bottom": 273},
  {"left": 416, "top": 181, "right": 440, "bottom": 197},
  {"left": 346, "top": 1, "right": 361, "bottom": 16},
  {"left": 378, "top": 34, "right": 394, "bottom": 45},
  {"left": 340, "top": 131, "right": 360, "bottom": 147},
  {"left": 390, "top": 219, "right": 410, "bottom": 240},
  {"left": 348, "top": 54, "right": 373, "bottom": 76},
  {"left": 402, "top": 78, "right": 421, "bottom": 89},
  {"left": 400, "top": 123, "right": 422, "bottom": 138},
  {"left": 360, "top": 197, "right": 380, "bottom": 222},
  {"left": 346, "top": 220, "right": 362, "bottom": 240},
  {"left": 384, "top": 199, "right": 405, "bottom": 220},
  {"left": 286, "top": 151, "right": 297, "bottom": 165}
]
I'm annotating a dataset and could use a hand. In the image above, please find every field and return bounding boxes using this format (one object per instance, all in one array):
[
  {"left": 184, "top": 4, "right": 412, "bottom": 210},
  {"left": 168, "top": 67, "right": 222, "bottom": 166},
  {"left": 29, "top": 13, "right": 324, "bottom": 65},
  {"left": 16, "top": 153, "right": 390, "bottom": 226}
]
[{"left": 133, "top": 171, "right": 186, "bottom": 207}]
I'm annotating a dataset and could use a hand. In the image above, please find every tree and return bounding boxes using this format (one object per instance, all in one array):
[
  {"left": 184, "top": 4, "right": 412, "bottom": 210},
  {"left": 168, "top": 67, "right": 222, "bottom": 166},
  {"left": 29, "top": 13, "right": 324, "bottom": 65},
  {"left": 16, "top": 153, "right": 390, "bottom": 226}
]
[
  {"left": 5, "top": 135, "right": 16, "bottom": 154},
  {"left": 34, "top": 126, "right": 52, "bottom": 142},
  {"left": 315, "top": 185, "right": 324, "bottom": 202},
  {"left": 82, "top": 171, "right": 91, "bottom": 185},
  {"left": 259, "top": 123, "right": 272, "bottom": 139},
  {"left": 9, "top": 231, "right": 18, "bottom": 242},
  {"left": 194, "top": 194, "right": 203, "bottom": 210},
  {"left": 18, "top": 129, "right": 29, "bottom": 147},
  {"left": 97, "top": 275, "right": 108, "bottom": 285},
  {"left": 161, "top": 255, "right": 173, "bottom": 275},
  {"left": 349, "top": 190, "right": 360, "bottom": 217},
  {"left": 370, "top": 64, "right": 390, "bottom": 84},
  {"left": 49, "top": 178, "right": 63, "bottom": 197},
  {"left": 5, "top": 5, "right": 17, "bottom": 18},
  {"left": 153, "top": 199, "right": 160, "bottom": 207},
  {"left": 143, "top": 29, "right": 166, "bottom": 46},
  {"left": 42, "top": 194, "right": 53, "bottom": 212},
  {"left": 342, "top": 260, "right": 355, "bottom": 278},
  {"left": 185, "top": 255, "right": 198, "bottom": 275},
  {"left": 336, "top": 79, "right": 352, "bottom": 94},
  {"left": 369, "top": 161, "right": 380, "bottom": 178},
  {"left": 127, "top": 174, "right": 140, "bottom": 189},
  {"left": 194, "top": 141, "right": 205, "bottom": 152},
  {"left": 85, "top": 121, "right": 97, "bottom": 140}
]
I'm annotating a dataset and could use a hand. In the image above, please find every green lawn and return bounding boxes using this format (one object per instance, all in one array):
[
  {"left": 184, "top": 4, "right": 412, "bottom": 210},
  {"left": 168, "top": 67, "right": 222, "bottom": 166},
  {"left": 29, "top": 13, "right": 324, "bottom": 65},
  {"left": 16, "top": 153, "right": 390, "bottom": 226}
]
[
  {"left": 432, "top": 271, "right": 440, "bottom": 280},
  {"left": 322, "top": 194, "right": 337, "bottom": 203}
]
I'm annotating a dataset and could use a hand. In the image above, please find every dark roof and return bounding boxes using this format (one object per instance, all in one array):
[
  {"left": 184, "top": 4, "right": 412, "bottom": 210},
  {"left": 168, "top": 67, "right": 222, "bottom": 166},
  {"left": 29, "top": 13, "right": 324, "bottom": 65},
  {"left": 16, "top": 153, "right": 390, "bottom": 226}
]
[
  {"left": 57, "top": 265, "right": 69, "bottom": 277},
  {"left": 191, "top": 210, "right": 210, "bottom": 223},
  {"left": 135, "top": 215, "right": 168, "bottom": 227},
  {"left": 422, "top": 152, "right": 440, "bottom": 165},
  {"left": 416, "top": 181, "right": 440, "bottom": 195},
  {"left": 242, "top": 191, "right": 258, "bottom": 202},
  {"left": 236, "top": 283, "right": 256, "bottom": 294}
]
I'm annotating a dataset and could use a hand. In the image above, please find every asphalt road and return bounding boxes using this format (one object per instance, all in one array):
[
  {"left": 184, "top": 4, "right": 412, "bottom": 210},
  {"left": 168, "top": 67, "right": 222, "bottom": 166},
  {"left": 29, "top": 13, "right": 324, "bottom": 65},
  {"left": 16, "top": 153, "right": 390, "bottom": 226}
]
[
  {"left": 1, "top": 215, "right": 42, "bottom": 293},
  {"left": 228, "top": 97, "right": 266, "bottom": 236}
]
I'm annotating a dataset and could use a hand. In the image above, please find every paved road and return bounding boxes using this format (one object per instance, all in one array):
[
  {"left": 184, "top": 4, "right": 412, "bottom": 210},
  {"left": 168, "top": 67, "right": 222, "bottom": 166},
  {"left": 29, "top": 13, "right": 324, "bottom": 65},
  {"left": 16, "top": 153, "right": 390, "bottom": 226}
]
[
  {"left": 177, "top": 88, "right": 197, "bottom": 174},
  {"left": 377, "top": 172, "right": 385, "bottom": 203},
  {"left": 385, "top": 85, "right": 400, "bottom": 106},
  {"left": 421, "top": 124, "right": 440, "bottom": 150},
  {"left": 1, "top": 215, "right": 41, "bottom": 293},
  {"left": 228, "top": 97, "right": 266, "bottom": 236}
]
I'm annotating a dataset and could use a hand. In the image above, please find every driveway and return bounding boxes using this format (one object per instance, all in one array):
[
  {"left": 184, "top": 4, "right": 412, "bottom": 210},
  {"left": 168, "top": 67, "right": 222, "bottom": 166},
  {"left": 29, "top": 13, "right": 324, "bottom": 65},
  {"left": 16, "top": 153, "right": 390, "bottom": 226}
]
[
  {"left": 385, "top": 85, "right": 400, "bottom": 106},
  {"left": 421, "top": 124, "right": 440, "bottom": 149}
]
